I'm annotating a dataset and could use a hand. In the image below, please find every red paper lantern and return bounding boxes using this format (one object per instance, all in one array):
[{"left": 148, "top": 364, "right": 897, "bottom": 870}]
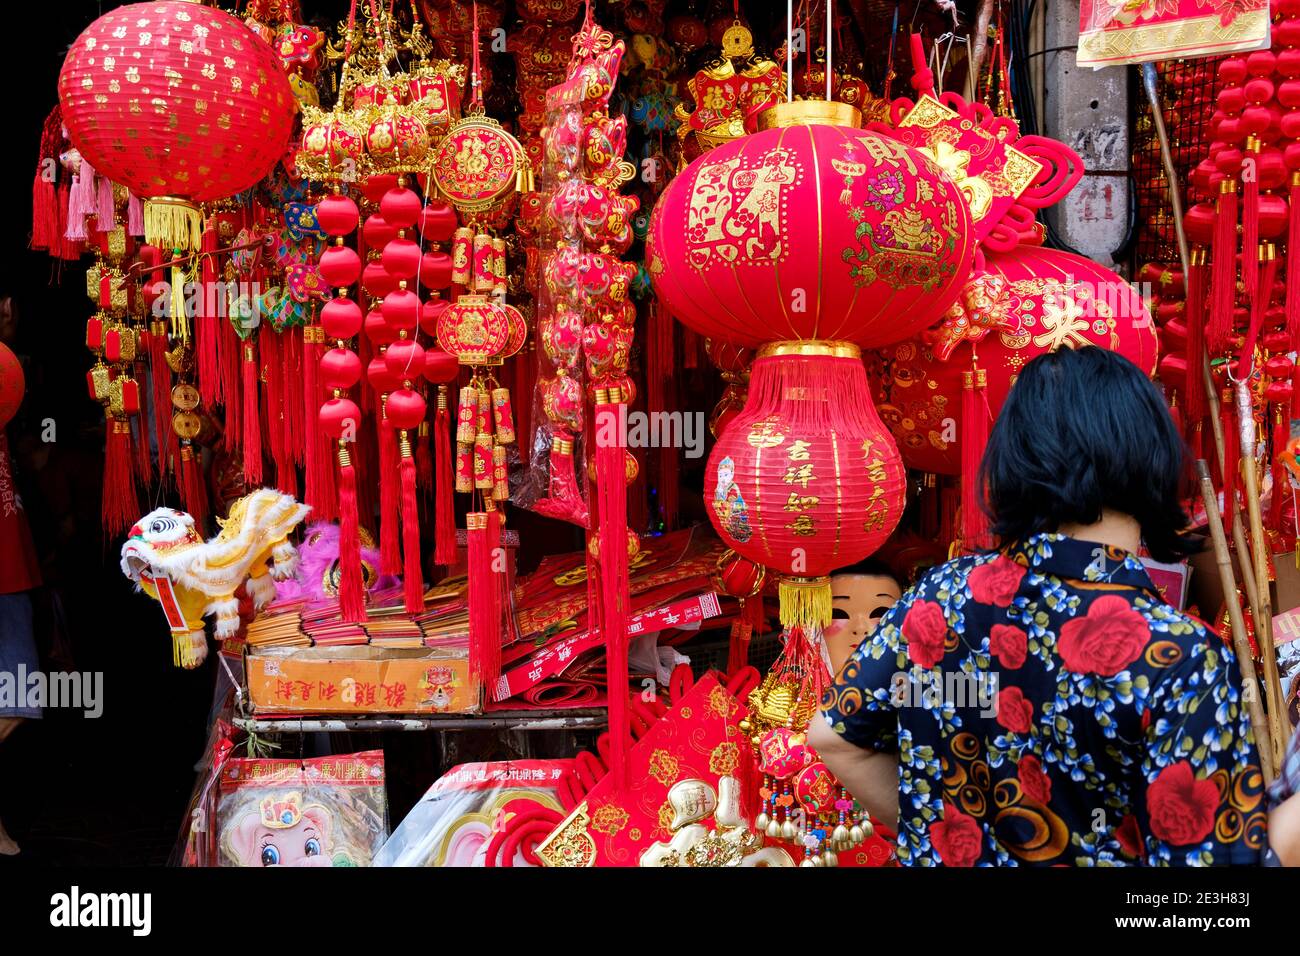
[
  {"left": 59, "top": 2, "right": 295, "bottom": 249},
  {"left": 646, "top": 103, "right": 974, "bottom": 350},
  {"left": 0, "top": 343, "right": 25, "bottom": 429},
  {"left": 705, "top": 343, "right": 906, "bottom": 628},
  {"left": 872, "top": 244, "right": 1161, "bottom": 475}
]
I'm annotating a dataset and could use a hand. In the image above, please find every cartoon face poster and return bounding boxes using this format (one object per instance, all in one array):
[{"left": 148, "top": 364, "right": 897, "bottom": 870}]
[{"left": 217, "top": 751, "right": 388, "bottom": 867}]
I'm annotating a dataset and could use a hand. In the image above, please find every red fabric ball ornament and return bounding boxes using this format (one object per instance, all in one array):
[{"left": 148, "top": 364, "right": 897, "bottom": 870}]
[
  {"left": 418, "top": 202, "right": 459, "bottom": 242},
  {"left": 0, "top": 343, "right": 25, "bottom": 429},
  {"left": 871, "top": 245, "right": 1160, "bottom": 475},
  {"left": 319, "top": 348, "right": 363, "bottom": 390},
  {"left": 362, "top": 175, "right": 399, "bottom": 205},
  {"left": 1246, "top": 51, "right": 1277, "bottom": 77},
  {"left": 319, "top": 397, "right": 361, "bottom": 439},
  {"left": 419, "top": 250, "right": 454, "bottom": 289},
  {"left": 362, "top": 214, "right": 398, "bottom": 250},
  {"left": 364, "top": 307, "right": 398, "bottom": 345},
  {"left": 1218, "top": 86, "right": 1247, "bottom": 116},
  {"left": 713, "top": 551, "right": 765, "bottom": 598},
  {"left": 321, "top": 296, "right": 364, "bottom": 340},
  {"left": 420, "top": 297, "right": 451, "bottom": 338},
  {"left": 704, "top": 343, "right": 906, "bottom": 628},
  {"left": 423, "top": 349, "right": 459, "bottom": 384},
  {"left": 382, "top": 285, "right": 421, "bottom": 332},
  {"left": 386, "top": 339, "right": 427, "bottom": 382},
  {"left": 382, "top": 236, "right": 422, "bottom": 279},
  {"left": 367, "top": 356, "right": 401, "bottom": 393},
  {"left": 58, "top": 2, "right": 294, "bottom": 204},
  {"left": 1219, "top": 58, "right": 1248, "bottom": 85},
  {"left": 385, "top": 388, "right": 427, "bottom": 430},
  {"left": 319, "top": 244, "right": 362, "bottom": 287},
  {"left": 1280, "top": 79, "right": 1300, "bottom": 109},
  {"left": 1279, "top": 47, "right": 1300, "bottom": 78},
  {"left": 362, "top": 260, "right": 399, "bottom": 299},
  {"left": 316, "top": 194, "right": 361, "bottom": 237},
  {"left": 380, "top": 187, "right": 422, "bottom": 228},
  {"left": 647, "top": 107, "right": 973, "bottom": 349}
]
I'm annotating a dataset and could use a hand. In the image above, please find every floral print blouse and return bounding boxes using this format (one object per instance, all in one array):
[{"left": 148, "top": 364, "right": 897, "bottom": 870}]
[{"left": 820, "top": 533, "right": 1264, "bottom": 866}]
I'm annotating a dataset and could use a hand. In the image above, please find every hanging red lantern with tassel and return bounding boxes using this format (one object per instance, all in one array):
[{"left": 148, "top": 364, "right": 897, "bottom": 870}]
[{"left": 58, "top": 2, "right": 295, "bottom": 253}]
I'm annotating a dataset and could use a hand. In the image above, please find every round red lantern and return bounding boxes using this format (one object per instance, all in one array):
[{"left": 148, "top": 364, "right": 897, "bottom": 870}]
[
  {"left": 872, "top": 244, "right": 1161, "bottom": 476},
  {"left": 0, "top": 343, "right": 24, "bottom": 429},
  {"left": 59, "top": 2, "right": 295, "bottom": 250},
  {"left": 646, "top": 102, "right": 974, "bottom": 350},
  {"left": 705, "top": 342, "right": 907, "bottom": 629}
]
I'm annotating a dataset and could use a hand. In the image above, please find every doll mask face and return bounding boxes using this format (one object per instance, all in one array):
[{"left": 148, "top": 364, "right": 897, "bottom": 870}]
[{"left": 824, "top": 573, "right": 902, "bottom": 674}]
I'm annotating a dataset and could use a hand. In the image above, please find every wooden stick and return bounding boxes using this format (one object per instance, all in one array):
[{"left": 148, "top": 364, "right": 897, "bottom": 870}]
[
  {"left": 1197, "top": 460, "right": 1275, "bottom": 781},
  {"left": 1236, "top": 395, "right": 1289, "bottom": 772}
]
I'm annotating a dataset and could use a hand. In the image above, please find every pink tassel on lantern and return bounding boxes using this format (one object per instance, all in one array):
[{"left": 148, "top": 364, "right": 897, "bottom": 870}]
[
  {"left": 127, "top": 192, "right": 144, "bottom": 237},
  {"left": 95, "top": 174, "right": 115, "bottom": 229}
]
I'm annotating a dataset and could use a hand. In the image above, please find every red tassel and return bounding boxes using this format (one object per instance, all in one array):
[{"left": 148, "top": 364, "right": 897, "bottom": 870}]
[
  {"left": 1222, "top": 391, "right": 1238, "bottom": 537},
  {"left": 434, "top": 387, "right": 458, "bottom": 566},
  {"left": 303, "top": 325, "right": 336, "bottom": 520},
  {"left": 468, "top": 509, "right": 502, "bottom": 691},
  {"left": 283, "top": 329, "right": 304, "bottom": 469},
  {"left": 1209, "top": 182, "right": 1238, "bottom": 354},
  {"left": 400, "top": 439, "right": 423, "bottom": 614},
  {"left": 133, "top": 413, "right": 152, "bottom": 484},
  {"left": 1239, "top": 249, "right": 1278, "bottom": 369},
  {"left": 727, "top": 596, "right": 766, "bottom": 676},
  {"left": 1242, "top": 140, "right": 1260, "bottom": 301},
  {"left": 961, "top": 366, "right": 991, "bottom": 551},
  {"left": 221, "top": 319, "right": 241, "bottom": 445},
  {"left": 242, "top": 340, "right": 263, "bottom": 485},
  {"left": 102, "top": 418, "right": 140, "bottom": 536},
  {"left": 416, "top": 423, "right": 433, "bottom": 491},
  {"left": 31, "top": 173, "right": 55, "bottom": 251},
  {"left": 378, "top": 401, "right": 401, "bottom": 576},
  {"left": 179, "top": 441, "right": 208, "bottom": 525},
  {"left": 1290, "top": 175, "right": 1300, "bottom": 351},
  {"left": 595, "top": 401, "right": 631, "bottom": 788},
  {"left": 336, "top": 446, "right": 367, "bottom": 623},
  {"left": 1184, "top": 247, "right": 1208, "bottom": 427},
  {"left": 147, "top": 324, "right": 175, "bottom": 481},
  {"left": 1272, "top": 408, "right": 1288, "bottom": 530},
  {"left": 198, "top": 227, "right": 222, "bottom": 409}
]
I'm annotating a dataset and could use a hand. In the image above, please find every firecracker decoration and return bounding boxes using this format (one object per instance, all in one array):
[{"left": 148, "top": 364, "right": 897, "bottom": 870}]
[
  {"left": 120, "top": 489, "right": 309, "bottom": 668},
  {"left": 58, "top": 2, "right": 296, "bottom": 254}
]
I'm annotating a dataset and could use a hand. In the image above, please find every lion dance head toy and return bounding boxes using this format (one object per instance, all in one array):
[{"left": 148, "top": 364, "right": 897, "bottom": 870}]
[{"left": 120, "top": 489, "right": 310, "bottom": 668}]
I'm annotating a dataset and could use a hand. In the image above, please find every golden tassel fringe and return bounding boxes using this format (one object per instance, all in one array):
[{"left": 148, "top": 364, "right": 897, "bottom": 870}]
[
  {"left": 779, "top": 576, "right": 832, "bottom": 629},
  {"left": 144, "top": 197, "right": 203, "bottom": 254}
]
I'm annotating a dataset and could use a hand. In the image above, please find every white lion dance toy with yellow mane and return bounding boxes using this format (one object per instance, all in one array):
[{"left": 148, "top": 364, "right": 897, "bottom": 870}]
[{"left": 120, "top": 489, "right": 311, "bottom": 668}]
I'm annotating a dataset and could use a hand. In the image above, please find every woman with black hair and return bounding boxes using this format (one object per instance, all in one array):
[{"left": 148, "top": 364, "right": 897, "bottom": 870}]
[{"left": 811, "top": 345, "right": 1263, "bottom": 866}]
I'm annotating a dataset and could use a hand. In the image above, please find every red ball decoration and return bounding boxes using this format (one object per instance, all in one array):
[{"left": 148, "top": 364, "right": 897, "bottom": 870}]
[
  {"left": 58, "top": 2, "right": 294, "bottom": 204},
  {"left": 364, "top": 307, "right": 398, "bottom": 345},
  {"left": 362, "top": 214, "right": 398, "bottom": 250},
  {"left": 418, "top": 202, "right": 459, "bottom": 241},
  {"left": 380, "top": 186, "right": 422, "bottom": 228},
  {"left": 871, "top": 245, "right": 1160, "bottom": 475},
  {"left": 646, "top": 107, "right": 973, "bottom": 349},
  {"left": 321, "top": 296, "right": 364, "bottom": 339},
  {"left": 367, "top": 356, "right": 402, "bottom": 393},
  {"left": 319, "top": 347, "right": 363, "bottom": 390},
  {"left": 419, "top": 250, "right": 455, "bottom": 289},
  {"left": 319, "top": 397, "right": 362, "bottom": 439},
  {"left": 382, "top": 236, "right": 423, "bottom": 279},
  {"left": 0, "top": 343, "right": 25, "bottom": 429},
  {"left": 362, "top": 260, "right": 399, "bottom": 299},
  {"left": 385, "top": 388, "right": 427, "bottom": 430},
  {"left": 386, "top": 339, "right": 427, "bottom": 382},
  {"left": 383, "top": 284, "right": 421, "bottom": 331},
  {"left": 424, "top": 349, "right": 460, "bottom": 384},
  {"left": 316, "top": 193, "right": 361, "bottom": 237},
  {"left": 420, "top": 297, "right": 451, "bottom": 337},
  {"left": 362, "top": 175, "right": 399, "bottom": 205},
  {"left": 319, "top": 244, "right": 363, "bottom": 287}
]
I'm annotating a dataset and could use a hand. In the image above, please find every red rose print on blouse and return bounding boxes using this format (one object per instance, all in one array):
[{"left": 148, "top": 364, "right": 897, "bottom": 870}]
[
  {"left": 1146, "top": 761, "right": 1219, "bottom": 846},
  {"left": 1059, "top": 595, "right": 1150, "bottom": 677},
  {"left": 931, "top": 802, "right": 983, "bottom": 867},
  {"left": 1018, "top": 754, "right": 1052, "bottom": 804},
  {"left": 967, "top": 557, "right": 1026, "bottom": 607},
  {"left": 989, "top": 624, "right": 1028, "bottom": 669},
  {"left": 1115, "top": 814, "right": 1143, "bottom": 858},
  {"left": 995, "top": 685, "right": 1035, "bottom": 734},
  {"left": 903, "top": 599, "right": 949, "bottom": 670}
]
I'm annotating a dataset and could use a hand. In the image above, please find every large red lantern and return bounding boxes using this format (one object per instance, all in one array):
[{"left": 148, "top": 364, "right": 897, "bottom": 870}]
[
  {"left": 705, "top": 342, "right": 907, "bottom": 629},
  {"left": 0, "top": 343, "right": 24, "bottom": 429},
  {"left": 872, "top": 244, "right": 1159, "bottom": 477},
  {"left": 646, "top": 102, "right": 974, "bottom": 350},
  {"left": 59, "top": 1, "right": 295, "bottom": 251}
]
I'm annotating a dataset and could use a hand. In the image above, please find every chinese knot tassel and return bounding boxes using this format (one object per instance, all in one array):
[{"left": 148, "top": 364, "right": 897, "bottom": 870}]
[
  {"left": 434, "top": 386, "right": 458, "bottom": 566},
  {"left": 1242, "top": 137, "right": 1260, "bottom": 301},
  {"left": 1289, "top": 172, "right": 1300, "bottom": 351},
  {"left": 242, "top": 340, "right": 263, "bottom": 485},
  {"left": 596, "top": 401, "right": 631, "bottom": 788},
  {"left": 1184, "top": 247, "right": 1208, "bottom": 427},
  {"left": 335, "top": 443, "right": 367, "bottom": 623},
  {"left": 102, "top": 418, "right": 140, "bottom": 536},
  {"left": 197, "top": 221, "right": 221, "bottom": 407},
  {"left": 1209, "top": 180, "right": 1238, "bottom": 354},
  {"left": 179, "top": 441, "right": 208, "bottom": 525},
  {"left": 399, "top": 432, "right": 423, "bottom": 614},
  {"left": 961, "top": 365, "right": 991, "bottom": 552},
  {"left": 378, "top": 400, "right": 401, "bottom": 576},
  {"left": 467, "top": 509, "right": 502, "bottom": 689}
]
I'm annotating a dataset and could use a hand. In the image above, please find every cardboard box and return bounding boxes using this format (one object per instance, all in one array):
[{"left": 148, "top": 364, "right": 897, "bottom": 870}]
[{"left": 245, "top": 645, "right": 480, "bottom": 716}]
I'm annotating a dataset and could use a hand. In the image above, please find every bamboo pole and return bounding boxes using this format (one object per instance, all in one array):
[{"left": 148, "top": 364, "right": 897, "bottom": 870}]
[{"left": 1198, "top": 460, "right": 1276, "bottom": 780}]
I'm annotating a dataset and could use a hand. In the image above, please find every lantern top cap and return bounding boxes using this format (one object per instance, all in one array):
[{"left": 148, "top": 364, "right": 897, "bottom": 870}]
[
  {"left": 756, "top": 101, "right": 863, "bottom": 131},
  {"left": 757, "top": 340, "right": 861, "bottom": 360}
]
